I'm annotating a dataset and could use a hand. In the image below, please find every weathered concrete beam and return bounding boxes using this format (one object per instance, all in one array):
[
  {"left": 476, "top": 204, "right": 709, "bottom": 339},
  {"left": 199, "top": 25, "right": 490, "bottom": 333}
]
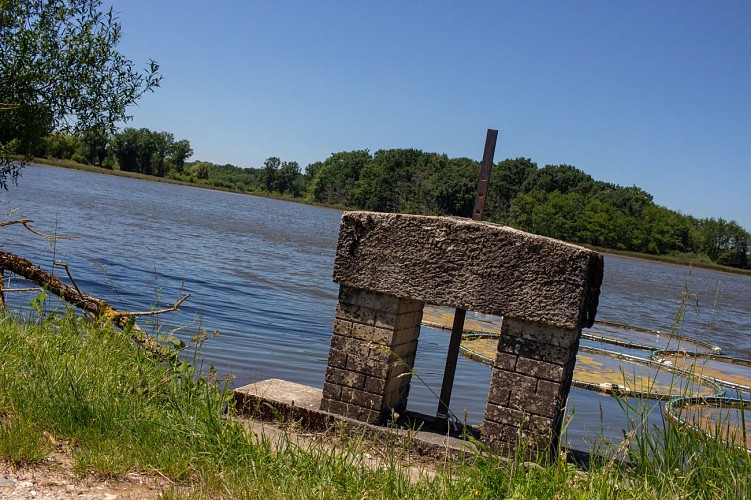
[{"left": 333, "top": 212, "right": 603, "bottom": 330}]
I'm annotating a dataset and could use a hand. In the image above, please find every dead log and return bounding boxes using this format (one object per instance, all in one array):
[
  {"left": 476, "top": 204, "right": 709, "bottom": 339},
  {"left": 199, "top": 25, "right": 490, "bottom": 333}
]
[{"left": 0, "top": 249, "right": 178, "bottom": 361}]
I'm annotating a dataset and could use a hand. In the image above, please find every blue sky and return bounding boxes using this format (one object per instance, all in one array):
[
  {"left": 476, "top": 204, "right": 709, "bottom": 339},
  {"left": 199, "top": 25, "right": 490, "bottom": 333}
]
[{"left": 108, "top": 1, "right": 750, "bottom": 230}]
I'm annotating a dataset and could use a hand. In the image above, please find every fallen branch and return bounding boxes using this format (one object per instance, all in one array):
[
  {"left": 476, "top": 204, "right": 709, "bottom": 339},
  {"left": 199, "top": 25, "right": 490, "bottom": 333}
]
[
  {"left": 123, "top": 294, "right": 190, "bottom": 317},
  {"left": 0, "top": 249, "right": 181, "bottom": 361},
  {"left": 0, "top": 219, "right": 78, "bottom": 239},
  {"left": 53, "top": 260, "right": 83, "bottom": 298}
]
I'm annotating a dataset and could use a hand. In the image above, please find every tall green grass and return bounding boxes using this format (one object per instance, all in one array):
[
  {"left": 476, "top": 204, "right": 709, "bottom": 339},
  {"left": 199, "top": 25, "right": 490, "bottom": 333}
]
[{"left": 1, "top": 303, "right": 749, "bottom": 498}]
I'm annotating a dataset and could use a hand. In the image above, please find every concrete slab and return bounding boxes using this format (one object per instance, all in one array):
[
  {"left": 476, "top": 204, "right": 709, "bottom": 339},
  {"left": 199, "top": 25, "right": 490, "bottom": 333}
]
[
  {"left": 240, "top": 378, "right": 322, "bottom": 411},
  {"left": 234, "top": 379, "right": 480, "bottom": 460}
]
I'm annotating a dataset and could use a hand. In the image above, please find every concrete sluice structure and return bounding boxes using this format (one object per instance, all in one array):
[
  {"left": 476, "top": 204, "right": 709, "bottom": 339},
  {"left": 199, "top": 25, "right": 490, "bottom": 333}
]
[{"left": 237, "top": 211, "right": 604, "bottom": 460}]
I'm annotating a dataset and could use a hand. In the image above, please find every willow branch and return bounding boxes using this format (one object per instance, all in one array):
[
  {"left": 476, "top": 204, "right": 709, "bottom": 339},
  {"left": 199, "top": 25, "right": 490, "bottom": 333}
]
[{"left": 0, "top": 249, "right": 177, "bottom": 361}]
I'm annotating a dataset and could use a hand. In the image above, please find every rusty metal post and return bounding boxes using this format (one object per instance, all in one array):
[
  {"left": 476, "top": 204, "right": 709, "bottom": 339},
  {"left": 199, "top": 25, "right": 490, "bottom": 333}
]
[{"left": 436, "top": 129, "right": 498, "bottom": 424}]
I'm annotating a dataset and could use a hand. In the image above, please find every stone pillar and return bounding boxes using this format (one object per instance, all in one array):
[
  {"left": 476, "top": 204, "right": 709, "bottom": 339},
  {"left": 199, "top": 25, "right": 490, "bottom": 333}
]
[
  {"left": 321, "top": 211, "right": 603, "bottom": 457},
  {"left": 320, "top": 286, "right": 423, "bottom": 425},
  {"left": 483, "top": 318, "right": 580, "bottom": 459}
]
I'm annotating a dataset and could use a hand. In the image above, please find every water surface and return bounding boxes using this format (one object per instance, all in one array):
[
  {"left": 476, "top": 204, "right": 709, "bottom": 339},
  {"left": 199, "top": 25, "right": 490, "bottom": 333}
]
[{"left": 3, "top": 165, "right": 749, "bottom": 450}]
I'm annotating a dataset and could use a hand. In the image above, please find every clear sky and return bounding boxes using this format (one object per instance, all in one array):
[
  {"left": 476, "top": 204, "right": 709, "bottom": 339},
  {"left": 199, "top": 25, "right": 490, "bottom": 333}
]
[{"left": 107, "top": 1, "right": 750, "bottom": 230}]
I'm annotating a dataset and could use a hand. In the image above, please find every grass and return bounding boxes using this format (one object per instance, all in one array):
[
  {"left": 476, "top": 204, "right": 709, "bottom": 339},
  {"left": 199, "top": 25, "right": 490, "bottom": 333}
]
[{"left": 0, "top": 304, "right": 749, "bottom": 498}]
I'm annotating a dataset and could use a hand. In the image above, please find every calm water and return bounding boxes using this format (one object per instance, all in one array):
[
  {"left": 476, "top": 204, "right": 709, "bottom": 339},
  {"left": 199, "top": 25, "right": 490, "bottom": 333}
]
[{"left": 3, "top": 165, "right": 750, "bottom": 450}]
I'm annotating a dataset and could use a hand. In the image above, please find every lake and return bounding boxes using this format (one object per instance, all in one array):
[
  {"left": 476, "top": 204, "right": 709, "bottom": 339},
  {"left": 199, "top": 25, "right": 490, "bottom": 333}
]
[{"left": 2, "top": 164, "right": 750, "bottom": 451}]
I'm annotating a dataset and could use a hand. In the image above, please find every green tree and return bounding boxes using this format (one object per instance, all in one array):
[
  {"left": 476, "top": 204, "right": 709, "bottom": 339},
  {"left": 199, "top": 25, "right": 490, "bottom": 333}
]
[
  {"left": 110, "top": 128, "right": 185, "bottom": 177},
  {"left": 599, "top": 185, "right": 653, "bottom": 217},
  {"left": 110, "top": 128, "right": 141, "bottom": 172},
  {"left": 81, "top": 125, "right": 109, "bottom": 166},
  {"left": 277, "top": 160, "right": 301, "bottom": 196},
  {"left": 190, "top": 161, "right": 211, "bottom": 180},
  {"left": 431, "top": 156, "right": 477, "bottom": 217},
  {"left": 521, "top": 164, "right": 597, "bottom": 196},
  {"left": 170, "top": 139, "right": 193, "bottom": 173},
  {"left": 309, "top": 150, "right": 371, "bottom": 207},
  {"left": 42, "top": 132, "right": 82, "bottom": 161},
  {"left": 354, "top": 149, "right": 425, "bottom": 212},
  {"left": 578, "top": 199, "right": 629, "bottom": 249},
  {"left": 0, "top": 0, "right": 161, "bottom": 188},
  {"left": 486, "top": 157, "right": 537, "bottom": 221},
  {"left": 150, "top": 131, "right": 174, "bottom": 177},
  {"left": 699, "top": 218, "right": 750, "bottom": 268},
  {"left": 261, "top": 157, "right": 281, "bottom": 192}
]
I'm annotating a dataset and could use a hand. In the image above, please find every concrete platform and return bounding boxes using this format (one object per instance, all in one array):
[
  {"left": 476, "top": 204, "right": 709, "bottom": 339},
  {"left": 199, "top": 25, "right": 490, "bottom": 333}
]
[{"left": 233, "top": 379, "right": 481, "bottom": 460}]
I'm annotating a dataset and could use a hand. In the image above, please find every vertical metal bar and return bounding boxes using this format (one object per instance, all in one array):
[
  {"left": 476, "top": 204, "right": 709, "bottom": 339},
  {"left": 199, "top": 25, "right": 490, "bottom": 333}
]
[
  {"left": 472, "top": 129, "right": 498, "bottom": 221},
  {"left": 435, "top": 308, "right": 466, "bottom": 422},
  {"left": 436, "top": 129, "right": 498, "bottom": 425}
]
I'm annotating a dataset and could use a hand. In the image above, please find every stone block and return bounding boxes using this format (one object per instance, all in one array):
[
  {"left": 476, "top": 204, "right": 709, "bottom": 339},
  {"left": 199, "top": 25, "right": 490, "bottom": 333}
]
[
  {"left": 485, "top": 405, "right": 552, "bottom": 431},
  {"left": 497, "top": 334, "right": 577, "bottom": 366},
  {"left": 333, "top": 319, "right": 393, "bottom": 344},
  {"left": 363, "top": 375, "right": 386, "bottom": 394},
  {"left": 515, "top": 357, "right": 565, "bottom": 382},
  {"left": 329, "top": 334, "right": 372, "bottom": 359},
  {"left": 398, "top": 298, "right": 424, "bottom": 314},
  {"left": 487, "top": 380, "right": 511, "bottom": 406},
  {"left": 346, "top": 353, "right": 388, "bottom": 377},
  {"left": 395, "top": 310, "right": 423, "bottom": 331},
  {"left": 495, "top": 351, "right": 517, "bottom": 372},
  {"left": 536, "top": 379, "right": 564, "bottom": 400},
  {"left": 333, "top": 212, "right": 603, "bottom": 330},
  {"left": 335, "top": 302, "right": 377, "bottom": 326},
  {"left": 324, "top": 366, "right": 365, "bottom": 390},
  {"left": 340, "top": 386, "right": 383, "bottom": 410},
  {"left": 327, "top": 348, "right": 348, "bottom": 370},
  {"left": 320, "top": 398, "right": 347, "bottom": 416},
  {"left": 509, "top": 390, "right": 560, "bottom": 419},
  {"left": 373, "top": 310, "right": 398, "bottom": 330},
  {"left": 321, "top": 382, "right": 341, "bottom": 401},
  {"left": 501, "top": 318, "right": 581, "bottom": 347},
  {"left": 390, "top": 339, "right": 418, "bottom": 360},
  {"left": 339, "top": 286, "right": 400, "bottom": 312}
]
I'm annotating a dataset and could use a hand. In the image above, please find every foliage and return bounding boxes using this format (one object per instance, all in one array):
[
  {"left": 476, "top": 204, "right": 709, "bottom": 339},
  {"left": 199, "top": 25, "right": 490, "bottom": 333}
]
[
  {"left": 0, "top": 0, "right": 161, "bottom": 188},
  {"left": 308, "top": 150, "right": 372, "bottom": 207},
  {"left": 110, "top": 127, "right": 192, "bottom": 176},
  {"left": 303, "top": 149, "right": 749, "bottom": 269}
]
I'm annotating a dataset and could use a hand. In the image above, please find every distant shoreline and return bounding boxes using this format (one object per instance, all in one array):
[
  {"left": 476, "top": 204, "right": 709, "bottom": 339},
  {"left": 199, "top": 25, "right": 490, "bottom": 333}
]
[{"left": 26, "top": 157, "right": 751, "bottom": 277}]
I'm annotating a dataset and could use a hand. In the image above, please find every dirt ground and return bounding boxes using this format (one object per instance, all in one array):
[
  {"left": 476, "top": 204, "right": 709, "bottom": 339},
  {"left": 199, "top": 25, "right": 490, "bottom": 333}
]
[
  {"left": 0, "top": 451, "right": 170, "bottom": 499},
  {"left": 0, "top": 419, "right": 437, "bottom": 499}
]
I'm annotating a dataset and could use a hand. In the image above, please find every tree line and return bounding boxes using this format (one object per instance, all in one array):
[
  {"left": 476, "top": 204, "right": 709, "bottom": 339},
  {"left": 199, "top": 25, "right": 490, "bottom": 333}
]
[
  {"left": 15, "top": 128, "right": 193, "bottom": 176},
  {"left": 303, "top": 151, "right": 749, "bottom": 269},
  {"left": 39, "top": 140, "right": 739, "bottom": 270},
  {"left": 15, "top": 126, "right": 751, "bottom": 270}
]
